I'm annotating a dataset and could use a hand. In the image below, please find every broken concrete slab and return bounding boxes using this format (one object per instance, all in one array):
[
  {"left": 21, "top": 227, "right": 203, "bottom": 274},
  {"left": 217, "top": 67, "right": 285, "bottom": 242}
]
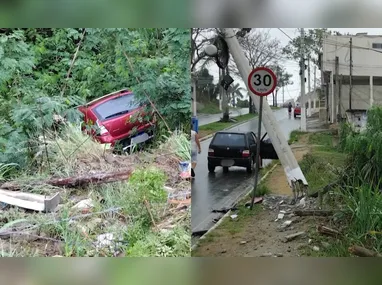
[{"left": 0, "top": 189, "right": 60, "bottom": 212}]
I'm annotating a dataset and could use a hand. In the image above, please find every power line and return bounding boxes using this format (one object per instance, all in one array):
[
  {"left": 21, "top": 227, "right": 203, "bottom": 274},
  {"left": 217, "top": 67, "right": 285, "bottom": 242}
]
[{"left": 277, "top": 28, "right": 294, "bottom": 41}]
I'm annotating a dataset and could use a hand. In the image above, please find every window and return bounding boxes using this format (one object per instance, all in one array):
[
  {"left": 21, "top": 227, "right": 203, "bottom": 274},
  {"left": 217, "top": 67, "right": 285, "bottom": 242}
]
[
  {"left": 372, "top": 43, "right": 382, "bottom": 49},
  {"left": 93, "top": 94, "right": 141, "bottom": 120},
  {"left": 212, "top": 133, "right": 246, "bottom": 147},
  {"left": 248, "top": 133, "right": 256, "bottom": 145}
]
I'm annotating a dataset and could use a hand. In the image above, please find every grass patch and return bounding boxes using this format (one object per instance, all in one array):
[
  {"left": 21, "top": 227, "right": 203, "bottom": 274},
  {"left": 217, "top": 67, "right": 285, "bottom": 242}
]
[
  {"left": 198, "top": 103, "right": 221, "bottom": 114},
  {"left": 202, "top": 204, "right": 262, "bottom": 241},
  {"left": 270, "top": 106, "right": 281, "bottom": 110},
  {"left": 300, "top": 151, "right": 346, "bottom": 195},
  {"left": 308, "top": 131, "right": 335, "bottom": 148},
  {"left": 255, "top": 183, "right": 271, "bottom": 197},
  {"left": 0, "top": 128, "right": 191, "bottom": 257},
  {"left": 288, "top": 130, "right": 308, "bottom": 144},
  {"left": 199, "top": 113, "right": 256, "bottom": 138}
]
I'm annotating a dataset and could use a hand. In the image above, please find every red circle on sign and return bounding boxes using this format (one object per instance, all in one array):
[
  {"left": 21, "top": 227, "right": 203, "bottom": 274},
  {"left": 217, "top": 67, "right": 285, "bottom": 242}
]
[{"left": 247, "top": 67, "right": 277, "bottom": 97}]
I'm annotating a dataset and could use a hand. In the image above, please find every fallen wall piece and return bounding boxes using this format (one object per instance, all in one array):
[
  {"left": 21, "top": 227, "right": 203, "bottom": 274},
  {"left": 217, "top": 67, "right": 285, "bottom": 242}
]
[{"left": 0, "top": 189, "right": 60, "bottom": 212}]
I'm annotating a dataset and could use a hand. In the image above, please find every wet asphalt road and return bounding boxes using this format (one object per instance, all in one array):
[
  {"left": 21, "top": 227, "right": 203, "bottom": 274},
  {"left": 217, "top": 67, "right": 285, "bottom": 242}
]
[
  {"left": 191, "top": 109, "right": 301, "bottom": 235},
  {"left": 198, "top": 108, "right": 249, "bottom": 126}
]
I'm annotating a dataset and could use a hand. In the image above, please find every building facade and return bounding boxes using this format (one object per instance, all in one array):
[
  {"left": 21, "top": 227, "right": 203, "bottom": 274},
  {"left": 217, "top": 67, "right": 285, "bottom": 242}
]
[{"left": 322, "top": 33, "right": 382, "bottom": 125}]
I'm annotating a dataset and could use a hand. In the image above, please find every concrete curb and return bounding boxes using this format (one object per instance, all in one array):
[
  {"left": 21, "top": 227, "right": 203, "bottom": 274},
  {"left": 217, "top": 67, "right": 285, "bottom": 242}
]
[
  {"left": 191, "top": 162, "right": 279, "bottom": 252},
  {"left": 199, "top": 117, "right": 258, "bottom": 142}
]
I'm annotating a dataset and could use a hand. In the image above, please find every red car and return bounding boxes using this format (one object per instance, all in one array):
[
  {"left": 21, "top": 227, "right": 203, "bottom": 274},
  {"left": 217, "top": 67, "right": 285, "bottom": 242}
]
[
  {"left": 78, "top": 89, "right": 156, "bottom": 152},
  {"left": 294, "top": 104, "right": 301, "bottom": 118}
]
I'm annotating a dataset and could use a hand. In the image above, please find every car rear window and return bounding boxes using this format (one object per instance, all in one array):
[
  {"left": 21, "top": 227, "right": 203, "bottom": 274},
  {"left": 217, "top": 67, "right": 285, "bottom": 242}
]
[
  {"left": 212, "top": 133, "right": 246, "bottom": 147},
  {"left": 93, "top": 94, "right": 141, "bottom": 120}
]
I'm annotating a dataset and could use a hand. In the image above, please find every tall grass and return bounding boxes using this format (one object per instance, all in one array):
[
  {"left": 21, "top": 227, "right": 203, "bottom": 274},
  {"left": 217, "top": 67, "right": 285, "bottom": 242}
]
[
  {"left": 330, "top": 107, "right": 382, "bottom": 253},
  {"left": 340, "top": 107, "right": 382, "bottom": 188},
  {"left": 160, "top": 131, "right": 190, "bottom": 161},
  {"left": 0, "top": 163, "right": 18, "bottom": 180},
  {"left": 335, "top": 183, "right": 382, "bottom": 252}
]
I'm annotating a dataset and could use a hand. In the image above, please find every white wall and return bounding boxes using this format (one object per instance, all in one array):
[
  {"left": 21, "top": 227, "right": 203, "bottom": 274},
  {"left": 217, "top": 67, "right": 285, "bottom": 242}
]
[{"left": 323, "top": 34, "right": 382, "bottom": 77}]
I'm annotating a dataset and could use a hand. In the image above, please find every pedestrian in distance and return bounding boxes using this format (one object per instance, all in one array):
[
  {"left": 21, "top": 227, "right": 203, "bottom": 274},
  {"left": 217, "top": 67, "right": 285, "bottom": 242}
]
[
  {"left": 288, "top": 102, "right": 292, "bottom": 119},
  {"left": 191, "top": 126, "right": 201, "bottom": 178}
]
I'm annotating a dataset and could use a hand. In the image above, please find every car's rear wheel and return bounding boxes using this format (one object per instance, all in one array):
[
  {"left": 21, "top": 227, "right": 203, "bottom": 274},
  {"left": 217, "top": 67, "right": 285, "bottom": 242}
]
[
  {"left": 223, "top": 166, "right": 229, "bottom": 173},
  {"left": 247, "top": 157, "right": 254, "bottom": 173},
  {"left": 208, "top": 164, "right": 215, "bottom": 173},
  {"left": 294, "top": 113, "right": 297, "bottom": 118}
]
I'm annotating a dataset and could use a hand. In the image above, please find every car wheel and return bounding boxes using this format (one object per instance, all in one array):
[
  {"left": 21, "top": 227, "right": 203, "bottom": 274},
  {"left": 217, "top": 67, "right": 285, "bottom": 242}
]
[
  {"left": 208, "top": 164, "right": 215, "bottom": 173},
  {"left": 247, "top": 157, "right": 254, "bottom": 173},
  {"left": 223, "top": 166, "right": 229, "bottom": 173}
]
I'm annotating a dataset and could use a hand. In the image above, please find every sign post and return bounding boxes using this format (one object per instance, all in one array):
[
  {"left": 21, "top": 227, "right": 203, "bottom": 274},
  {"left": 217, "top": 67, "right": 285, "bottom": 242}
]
[{"left": 248, "top": 67, "right": 277, "bottom": 210}]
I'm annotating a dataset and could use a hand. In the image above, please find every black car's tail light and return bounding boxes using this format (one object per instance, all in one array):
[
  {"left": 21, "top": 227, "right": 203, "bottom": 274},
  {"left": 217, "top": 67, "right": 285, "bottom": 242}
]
[
  {"left": 242, "top": 150, "right": 250, "bottom": 158},
  {"left": 208, "top": 148, "right": 214, "bottom": 156}
]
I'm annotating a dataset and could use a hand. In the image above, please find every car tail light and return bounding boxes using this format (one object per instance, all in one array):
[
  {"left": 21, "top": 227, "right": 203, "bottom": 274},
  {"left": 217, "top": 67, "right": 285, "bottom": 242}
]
[
  {"left": 242, "top": 150, "right": 250, "bottom": 158},
  {"left": 208, "top": 148, "right": 214, "bottom": 156},
  {"left": 96, "top": 120, "right": 109, "bottom": 135}
]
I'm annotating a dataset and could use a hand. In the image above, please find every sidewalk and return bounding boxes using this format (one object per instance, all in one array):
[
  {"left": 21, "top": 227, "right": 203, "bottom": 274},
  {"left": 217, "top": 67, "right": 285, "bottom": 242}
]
[
  {"left": 198, "top": 108, "right": 249, "bottom": 126},
  {"left": 306, "top": 112, "right": 330, "bottom": 132}
]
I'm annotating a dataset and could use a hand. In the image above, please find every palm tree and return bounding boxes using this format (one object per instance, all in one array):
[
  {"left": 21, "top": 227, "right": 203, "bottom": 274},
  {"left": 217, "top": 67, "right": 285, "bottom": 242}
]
[{"left": 229, "top": 83, "right": 245, "bottom": 107}]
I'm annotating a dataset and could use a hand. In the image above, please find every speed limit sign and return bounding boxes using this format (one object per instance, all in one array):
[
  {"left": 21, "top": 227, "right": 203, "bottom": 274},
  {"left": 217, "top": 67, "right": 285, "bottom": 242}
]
[{"left": 248, "top": 67, "right": 277, "bottom": 97}]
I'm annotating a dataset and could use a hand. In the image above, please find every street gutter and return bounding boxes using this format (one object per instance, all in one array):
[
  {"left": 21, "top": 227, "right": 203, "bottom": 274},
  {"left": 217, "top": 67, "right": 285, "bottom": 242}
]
[{"left": 191, "top": 162, "right": 279, "bottom": 252}]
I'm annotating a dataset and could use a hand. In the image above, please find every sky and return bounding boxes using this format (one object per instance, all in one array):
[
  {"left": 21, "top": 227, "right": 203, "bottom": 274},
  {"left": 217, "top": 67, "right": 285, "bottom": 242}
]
[{"left": 206, "top": 28, "right": 382, "bottom": 105}]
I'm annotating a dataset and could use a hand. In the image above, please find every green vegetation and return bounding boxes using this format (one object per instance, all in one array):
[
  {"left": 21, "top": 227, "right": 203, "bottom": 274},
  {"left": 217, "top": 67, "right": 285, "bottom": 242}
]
[
  {"left": 288, "top": 130, "right": 308, "bottom": 144},
  {"left": 198, "top": 102, "right": 221, "bottom": 114},
  {"left": 193, "top": 204, "right": 262, "bottom": 253},
  {"left": 295, "top": 109, "right": 382, "bottom": 256},
  {"left": 0, "top": 28, "right": 190, "bottom": 169},
  {"left": 0, "top": 29, "right": 190, "bottom": 257},
  {"left": 198, "top": 113, "right": 256, "bottom": 138}
]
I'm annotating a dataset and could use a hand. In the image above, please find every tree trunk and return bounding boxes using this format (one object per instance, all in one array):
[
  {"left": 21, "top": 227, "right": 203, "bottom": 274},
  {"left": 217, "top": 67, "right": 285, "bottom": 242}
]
[
  {"left": 249, "top": 97, "right": 253, "bottom": 113},
  {"left": 221, "top": 68, "right": 230, "bottom": 122},
  {"left": 275, "top": 89, "right": 278, "bottom": 107},
  {"left": 1, "top": 168, "right": 134, "bottom": 190},
  {"left": 272, "top": 91, "right": 275, "bottom": 107}
]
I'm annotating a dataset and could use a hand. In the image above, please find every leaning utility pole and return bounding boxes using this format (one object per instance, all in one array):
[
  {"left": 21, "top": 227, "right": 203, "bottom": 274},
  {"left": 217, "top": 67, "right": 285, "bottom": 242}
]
[
  {"left": 349, "top": 37, "right": 353, "bottom": 110},
  {"left": 300, "top": 28, "right": 307, "bottom": 132},
  {"left": 221, "top": 28, "right": 308, "bottom": 189}
]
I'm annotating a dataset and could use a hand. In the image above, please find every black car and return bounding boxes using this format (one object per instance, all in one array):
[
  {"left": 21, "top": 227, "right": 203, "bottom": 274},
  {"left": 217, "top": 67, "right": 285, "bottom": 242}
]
[{"left": 207, "top": 131, "right": 258, "bottom": 173}]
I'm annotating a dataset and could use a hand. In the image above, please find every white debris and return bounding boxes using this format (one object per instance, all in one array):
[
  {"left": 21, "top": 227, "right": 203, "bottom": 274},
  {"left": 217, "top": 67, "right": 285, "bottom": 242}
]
[
  {"left": 277, "top": 213, "right": 284, "bottom": 220},
  {"left": 230, "top": 214, "right": 238, "bottom": 220},
  {"left": 299, "top": 197, "right": 306, "bottom": 207},
  {"left": 72, "top": 198, "right": 94, "bottom": 210},
  {"left": 313, "top": 246, "right": 320, "bottom": 251},
  {"left": 96, "top": 233, "right": 114, "bottom": 249}
]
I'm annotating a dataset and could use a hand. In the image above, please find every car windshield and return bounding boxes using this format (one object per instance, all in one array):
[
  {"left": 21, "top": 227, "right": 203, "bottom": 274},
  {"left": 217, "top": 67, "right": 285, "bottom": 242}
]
[
  {"left": 212, "top": 133, "right": 246, "bottom": 147},
  {"left": 93, "top": 94, "right": 141, "bottom": 120}
]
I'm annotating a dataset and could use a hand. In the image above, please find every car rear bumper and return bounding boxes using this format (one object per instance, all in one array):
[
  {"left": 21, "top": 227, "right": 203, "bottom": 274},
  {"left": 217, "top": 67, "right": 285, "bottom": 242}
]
[
  {"left": 95, "top": 125, "right": 155, "bottom": 145},
  {"left": 208, "top": 156, "right": 251, "bottom": 168}
]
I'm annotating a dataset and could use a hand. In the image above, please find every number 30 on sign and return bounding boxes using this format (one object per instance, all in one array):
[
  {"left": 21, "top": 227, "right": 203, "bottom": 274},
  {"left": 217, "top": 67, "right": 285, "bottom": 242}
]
[{"left": 248, "top": 67, "right": 277, "bottom": 97}]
